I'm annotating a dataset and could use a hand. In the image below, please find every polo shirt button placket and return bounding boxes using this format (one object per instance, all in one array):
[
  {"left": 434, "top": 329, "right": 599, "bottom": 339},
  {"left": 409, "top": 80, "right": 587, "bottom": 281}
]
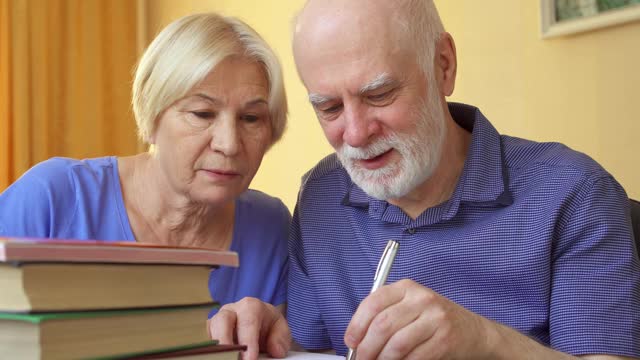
[{"left": 406, "top": 228, "right": 416, "bottom": 235}]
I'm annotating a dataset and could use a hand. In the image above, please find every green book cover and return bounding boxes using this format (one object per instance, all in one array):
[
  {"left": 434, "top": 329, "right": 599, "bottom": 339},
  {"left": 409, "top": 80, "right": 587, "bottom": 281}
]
[{"left": 0, "top": 303, "right": 218, "bottom": 323}]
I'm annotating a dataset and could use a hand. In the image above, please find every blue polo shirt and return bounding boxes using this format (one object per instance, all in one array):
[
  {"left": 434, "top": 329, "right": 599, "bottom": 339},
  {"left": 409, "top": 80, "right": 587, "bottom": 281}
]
[{"left": 288, "top": 103, "right": 640, "bottom": 357}]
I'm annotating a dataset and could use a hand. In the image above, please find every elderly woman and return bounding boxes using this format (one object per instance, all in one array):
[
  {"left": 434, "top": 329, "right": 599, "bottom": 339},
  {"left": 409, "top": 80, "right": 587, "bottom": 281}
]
[{"left": 0, "top": 13, "right": 289, "bottom": 318}]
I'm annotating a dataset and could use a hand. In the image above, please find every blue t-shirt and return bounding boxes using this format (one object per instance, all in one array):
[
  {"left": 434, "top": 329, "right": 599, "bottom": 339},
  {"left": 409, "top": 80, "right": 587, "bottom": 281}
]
[
  {"left": 288, "top": 103, "right": 640, "bottom": 356},
  {"left": 0, "top": 156, "right": 290, "bottom": 310}
]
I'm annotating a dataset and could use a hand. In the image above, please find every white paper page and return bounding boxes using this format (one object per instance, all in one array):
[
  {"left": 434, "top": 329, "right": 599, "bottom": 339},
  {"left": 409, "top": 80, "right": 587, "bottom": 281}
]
[{"left": 258, "top": 351, "right": 343, "bottom": 359}]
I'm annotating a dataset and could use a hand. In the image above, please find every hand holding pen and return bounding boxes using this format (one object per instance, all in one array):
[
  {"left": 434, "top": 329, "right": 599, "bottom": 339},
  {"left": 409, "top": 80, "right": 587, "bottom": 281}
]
[
  {"left": 346, "top": 240, "right": 399, "bottom": 360},
  {"left": 343, "top": 241, "right": 496, "bottom": 359}
]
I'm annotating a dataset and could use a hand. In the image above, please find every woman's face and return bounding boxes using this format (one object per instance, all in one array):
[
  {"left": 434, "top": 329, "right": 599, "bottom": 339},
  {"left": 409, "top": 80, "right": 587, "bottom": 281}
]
[{"left": 151, "top": 56, "right": 272, "bottom": 205}]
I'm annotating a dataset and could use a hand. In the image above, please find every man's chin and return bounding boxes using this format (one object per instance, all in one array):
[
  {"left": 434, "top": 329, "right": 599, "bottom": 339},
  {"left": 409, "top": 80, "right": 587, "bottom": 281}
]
[
  {"left": 358, "top": 184, "right": 394, "bottom": 200},
  {"left": 349, "top": 177, "right": 390, "bottom": 198},
  {"left": 352, "top": 170, "right": 421, "bottom": 200}
]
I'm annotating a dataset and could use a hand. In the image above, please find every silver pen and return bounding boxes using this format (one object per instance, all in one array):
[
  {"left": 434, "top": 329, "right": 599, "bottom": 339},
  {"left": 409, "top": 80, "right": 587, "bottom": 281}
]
[{"left": 346, "top": 240, "right": 399, "bottom": 360}]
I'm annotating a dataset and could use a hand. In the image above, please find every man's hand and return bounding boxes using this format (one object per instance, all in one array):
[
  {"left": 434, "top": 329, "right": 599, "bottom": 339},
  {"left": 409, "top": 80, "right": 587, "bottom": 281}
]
[
  {"left": 344, "top": 280, "right": 637, "bottom": 360},
  {"left": 207, "top": 297, "right": 291, "bottom": 360},
  {"left": 344, "top": 279, "right": 492, "bottom": 359}
]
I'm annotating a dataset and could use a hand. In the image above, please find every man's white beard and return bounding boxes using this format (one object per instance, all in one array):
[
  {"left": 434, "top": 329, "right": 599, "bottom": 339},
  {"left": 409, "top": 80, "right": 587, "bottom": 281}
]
[{"left": 337, "top": 89, "right": 446, "bottom": 200}]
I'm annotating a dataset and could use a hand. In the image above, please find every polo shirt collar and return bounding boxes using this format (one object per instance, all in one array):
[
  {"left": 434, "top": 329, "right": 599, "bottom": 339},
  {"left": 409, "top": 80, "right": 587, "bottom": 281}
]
[
  {"left": 342, "top": 102, "right": 512, "bottom": 222},
  {"left": 449, "top": 102, "right": 512, "bottom": 205}
]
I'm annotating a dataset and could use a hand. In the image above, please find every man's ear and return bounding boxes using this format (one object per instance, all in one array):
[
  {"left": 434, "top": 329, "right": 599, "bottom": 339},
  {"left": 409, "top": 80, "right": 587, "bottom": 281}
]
[{"left": 435, "top": 32, "right": 457, "bottom": 97}]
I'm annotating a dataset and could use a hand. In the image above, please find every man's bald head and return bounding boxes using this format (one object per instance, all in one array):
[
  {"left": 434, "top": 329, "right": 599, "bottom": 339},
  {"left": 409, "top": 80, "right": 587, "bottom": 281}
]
[{"left": 293, "top": 0, "right": 445, "bottom": 79}]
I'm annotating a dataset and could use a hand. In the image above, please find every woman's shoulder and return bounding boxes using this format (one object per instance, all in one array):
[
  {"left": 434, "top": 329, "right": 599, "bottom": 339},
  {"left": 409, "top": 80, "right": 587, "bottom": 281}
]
[
  {"left": 0, "top": 156, "right": 119, "bottom": 238},
  {"left": 233, "top": 190, "right": 290, "bottom": 262},
  {"left": 1, "top": 156, "right": 120, "bottom": 212},
  {"left": 237, "top": 189, "right": 290, "bottom": 218},
  {"left": 25, "top": 156, "right": 116, "bottom": 181},
  {"left": 235, "top": 190, "right": 291, "bottom": 243},
  {"left": 8, "top": 156, "right": 114, "bottom": 191}
]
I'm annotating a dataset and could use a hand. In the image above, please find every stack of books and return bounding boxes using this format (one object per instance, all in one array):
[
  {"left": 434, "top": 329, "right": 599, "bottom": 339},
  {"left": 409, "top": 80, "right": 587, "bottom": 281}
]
[{"left": 0, "top": 237, "right": 245, "bottom": 359}]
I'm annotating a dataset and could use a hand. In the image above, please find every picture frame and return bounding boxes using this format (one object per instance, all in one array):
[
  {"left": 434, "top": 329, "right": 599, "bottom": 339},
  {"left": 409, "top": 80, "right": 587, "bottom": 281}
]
[{"left": 540, "top": 0, "right": 640, "bottom": 38}]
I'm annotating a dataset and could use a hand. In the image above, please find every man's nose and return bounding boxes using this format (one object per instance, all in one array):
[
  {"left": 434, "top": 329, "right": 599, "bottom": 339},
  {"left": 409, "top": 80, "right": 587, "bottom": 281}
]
[{"left": 342, "top": 103, "right": 378, "bottom": 148}]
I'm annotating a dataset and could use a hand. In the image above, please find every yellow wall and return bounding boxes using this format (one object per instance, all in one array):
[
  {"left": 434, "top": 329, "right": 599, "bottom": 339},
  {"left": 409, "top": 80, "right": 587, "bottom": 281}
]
[
  {"left": 144, "top": 0, "right": 640, "bottom": 209},
  {"left": 436, "top": 1, "right": 640, "bottom": 199}
]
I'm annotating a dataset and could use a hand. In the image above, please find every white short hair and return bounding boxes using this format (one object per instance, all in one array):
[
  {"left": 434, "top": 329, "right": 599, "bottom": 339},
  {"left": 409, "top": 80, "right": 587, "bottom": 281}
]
[
  {"left": 398, "top": 0, "right": 445, "bottom": 76},
  {"left": 132, "top": 13, "right": 287, "bottom": 145}
]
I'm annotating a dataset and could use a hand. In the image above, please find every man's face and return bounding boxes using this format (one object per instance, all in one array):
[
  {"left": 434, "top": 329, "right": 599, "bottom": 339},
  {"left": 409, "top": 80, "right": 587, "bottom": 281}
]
[
  {"left": 294, "top": 25, "right": 446, "bottom": 200},
  {"left": 336, "top": 83, "right": 446, "bottom": 200}
]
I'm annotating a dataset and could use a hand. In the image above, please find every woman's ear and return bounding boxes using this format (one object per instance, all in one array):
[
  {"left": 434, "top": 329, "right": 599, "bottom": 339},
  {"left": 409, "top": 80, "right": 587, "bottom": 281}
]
[
  {"left": 147, "top": 117, "right": 160, "bottom": 145},
  {"left": 435, "top": 32, "right": 457, "bottom": 97},
  {"left": 148, "top": 133, "right": 156, "bottom": 145}
]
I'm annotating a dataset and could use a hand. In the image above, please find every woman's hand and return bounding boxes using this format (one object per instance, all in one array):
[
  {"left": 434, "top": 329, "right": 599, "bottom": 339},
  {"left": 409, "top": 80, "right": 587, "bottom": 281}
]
[{"left": 207, "top": 297, "right": 291, "bottom": 360}]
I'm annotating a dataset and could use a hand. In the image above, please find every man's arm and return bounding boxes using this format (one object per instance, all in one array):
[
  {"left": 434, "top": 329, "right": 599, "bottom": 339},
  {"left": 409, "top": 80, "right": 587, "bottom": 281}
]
[
  {"left": 490, "top": 319, "right": 636, "bottom": 360},
  {"left": 345, "top": 279, "right": 638, "bottom": 360}
]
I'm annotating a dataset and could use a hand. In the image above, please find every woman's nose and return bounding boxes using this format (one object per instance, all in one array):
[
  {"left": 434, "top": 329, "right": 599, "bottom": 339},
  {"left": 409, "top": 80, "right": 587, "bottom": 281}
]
[{"left": 210, "top": 114, "right": 240, "bottom": 156}]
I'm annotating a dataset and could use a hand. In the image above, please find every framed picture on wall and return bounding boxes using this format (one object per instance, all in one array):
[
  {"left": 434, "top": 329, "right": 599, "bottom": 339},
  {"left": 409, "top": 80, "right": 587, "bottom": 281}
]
[{"left": 541, "top": 0, "right": 640, "bottom": 38}]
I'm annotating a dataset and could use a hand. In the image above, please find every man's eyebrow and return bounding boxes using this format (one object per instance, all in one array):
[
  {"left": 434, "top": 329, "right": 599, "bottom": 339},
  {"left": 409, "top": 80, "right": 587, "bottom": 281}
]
[
  {"left": 307, "top": 74, "right": 397, "bottom": 107},
  {"left": 308, "top": 93, "right": 336, "bottom": 107},
  {"left": 359, "top": 73, "right": 397, "bottom": 94}
]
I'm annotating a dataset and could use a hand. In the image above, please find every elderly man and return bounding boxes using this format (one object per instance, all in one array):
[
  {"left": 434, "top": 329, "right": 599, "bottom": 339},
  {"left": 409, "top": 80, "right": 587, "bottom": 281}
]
[{"left": 209, "top": 1, "right": 640, "bottom": 359}]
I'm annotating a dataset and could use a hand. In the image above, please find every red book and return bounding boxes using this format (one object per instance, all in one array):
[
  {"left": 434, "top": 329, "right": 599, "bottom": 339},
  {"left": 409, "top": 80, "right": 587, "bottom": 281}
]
[
  {"left": 0, "top": 237, "right": 239, "bottom": 266},
  {"left": 0, "top": 237, "right": 237, "bottom": 312},
  {"left": 122, "top": 343, "right": 247, "bottom": 359}
]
